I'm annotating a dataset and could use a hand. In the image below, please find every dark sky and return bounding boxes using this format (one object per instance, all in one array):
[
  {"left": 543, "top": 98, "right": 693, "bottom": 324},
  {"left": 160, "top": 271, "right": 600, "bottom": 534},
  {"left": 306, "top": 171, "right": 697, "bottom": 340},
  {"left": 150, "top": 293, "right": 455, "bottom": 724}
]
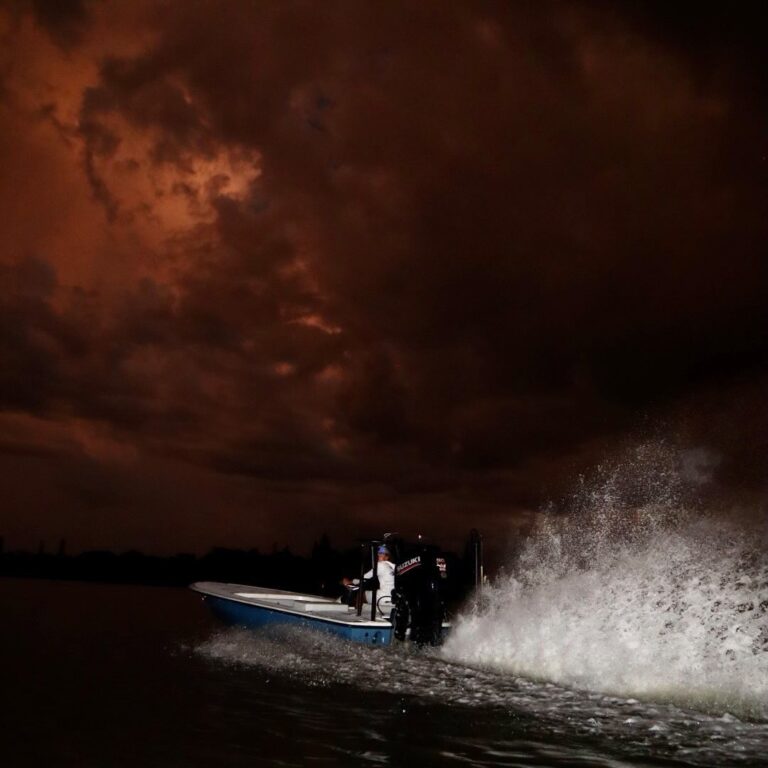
[{"left": 1, "top": 0, "right": 767, "bottom": 556}]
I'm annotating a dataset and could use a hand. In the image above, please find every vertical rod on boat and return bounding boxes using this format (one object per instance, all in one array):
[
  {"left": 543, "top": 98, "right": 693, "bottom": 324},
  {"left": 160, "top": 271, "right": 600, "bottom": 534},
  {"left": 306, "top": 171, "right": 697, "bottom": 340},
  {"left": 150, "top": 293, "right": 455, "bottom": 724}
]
[
  {"left": 355, "top": 543, "right": 366, "bottom": 616},
  {"left": 370, "top": 542, "right": 379, "bottom": 622},
  {"left": 470, "top": 528, "right": 484, "bottom": 593}
]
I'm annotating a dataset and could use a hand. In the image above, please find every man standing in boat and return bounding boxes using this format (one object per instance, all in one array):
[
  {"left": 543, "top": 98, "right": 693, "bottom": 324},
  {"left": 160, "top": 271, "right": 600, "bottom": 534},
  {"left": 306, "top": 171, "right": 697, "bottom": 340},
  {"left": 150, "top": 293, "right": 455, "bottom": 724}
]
[{"left": 341, "top": 545, "right": 396, "bottom": 611}]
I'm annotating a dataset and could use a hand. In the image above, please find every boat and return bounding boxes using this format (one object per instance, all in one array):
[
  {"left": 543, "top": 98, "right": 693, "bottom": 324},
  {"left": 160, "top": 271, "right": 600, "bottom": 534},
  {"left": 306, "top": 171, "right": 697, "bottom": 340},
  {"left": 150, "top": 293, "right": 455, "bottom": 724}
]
[
  {"left": 191, "top": 534, "right": 481, "bottom": 646},
  {"left": 190, "top": 581, "right": 401, "bottom": 645}
]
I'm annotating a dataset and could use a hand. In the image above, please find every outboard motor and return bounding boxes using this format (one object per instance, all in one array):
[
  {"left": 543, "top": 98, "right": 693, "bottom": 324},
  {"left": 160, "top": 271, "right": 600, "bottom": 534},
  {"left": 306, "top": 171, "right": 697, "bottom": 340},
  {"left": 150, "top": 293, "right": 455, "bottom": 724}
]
[{"left": 389, "top": 537, "right": 447, "bottom": 646}]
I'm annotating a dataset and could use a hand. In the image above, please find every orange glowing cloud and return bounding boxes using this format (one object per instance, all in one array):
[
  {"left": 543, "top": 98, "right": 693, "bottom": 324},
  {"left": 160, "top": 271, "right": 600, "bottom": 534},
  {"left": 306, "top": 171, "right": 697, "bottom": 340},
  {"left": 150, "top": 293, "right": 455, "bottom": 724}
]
[{"left": 1, "top": 0, "right": 767, "bottom": 554}]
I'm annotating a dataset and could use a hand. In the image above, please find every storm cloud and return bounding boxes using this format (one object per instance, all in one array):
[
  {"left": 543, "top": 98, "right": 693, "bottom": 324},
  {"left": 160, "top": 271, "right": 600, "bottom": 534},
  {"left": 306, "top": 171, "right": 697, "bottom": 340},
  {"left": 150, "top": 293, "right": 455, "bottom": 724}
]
[{"left": 1, "top": 0, "right": 767, "bottom": 554}]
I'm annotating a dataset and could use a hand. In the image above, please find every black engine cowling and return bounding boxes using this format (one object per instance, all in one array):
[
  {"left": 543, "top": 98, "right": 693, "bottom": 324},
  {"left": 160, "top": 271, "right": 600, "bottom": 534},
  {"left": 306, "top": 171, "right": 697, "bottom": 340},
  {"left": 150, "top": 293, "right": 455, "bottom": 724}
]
[{"left": 389, "top": 540, "right": 447, "bottom": 646}]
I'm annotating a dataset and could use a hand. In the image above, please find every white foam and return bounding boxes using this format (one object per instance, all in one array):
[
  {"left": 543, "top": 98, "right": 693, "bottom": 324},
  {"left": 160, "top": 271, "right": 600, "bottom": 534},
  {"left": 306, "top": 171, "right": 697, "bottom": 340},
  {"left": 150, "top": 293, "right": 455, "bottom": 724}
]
[{"left": 443, "top": 443, "right": 768, "bottom": 719}]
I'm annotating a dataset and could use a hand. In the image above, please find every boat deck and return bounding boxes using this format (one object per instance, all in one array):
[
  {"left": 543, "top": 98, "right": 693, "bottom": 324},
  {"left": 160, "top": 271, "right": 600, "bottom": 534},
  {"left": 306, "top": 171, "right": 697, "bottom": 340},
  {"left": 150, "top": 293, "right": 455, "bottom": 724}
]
[{"left": 190, "top": 581, "right": 391, "bottom": 626}]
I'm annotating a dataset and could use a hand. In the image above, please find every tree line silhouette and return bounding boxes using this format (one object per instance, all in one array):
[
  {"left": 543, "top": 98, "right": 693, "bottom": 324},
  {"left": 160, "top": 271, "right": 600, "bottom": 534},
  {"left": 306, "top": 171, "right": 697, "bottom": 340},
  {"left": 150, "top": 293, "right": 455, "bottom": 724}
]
[{"left": 0, "top": 534, "right": 478, "bottom": 603}]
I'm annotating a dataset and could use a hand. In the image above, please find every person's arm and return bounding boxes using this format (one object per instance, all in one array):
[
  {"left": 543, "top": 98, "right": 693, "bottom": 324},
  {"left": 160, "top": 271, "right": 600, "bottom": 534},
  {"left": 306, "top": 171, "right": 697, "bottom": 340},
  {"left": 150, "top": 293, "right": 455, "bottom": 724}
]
[
  {"left": 360, "top": 568, "right": 379, "bottom": 590},
  {"left": 344, "top": 568, "right": 374, "bottom": 587}
]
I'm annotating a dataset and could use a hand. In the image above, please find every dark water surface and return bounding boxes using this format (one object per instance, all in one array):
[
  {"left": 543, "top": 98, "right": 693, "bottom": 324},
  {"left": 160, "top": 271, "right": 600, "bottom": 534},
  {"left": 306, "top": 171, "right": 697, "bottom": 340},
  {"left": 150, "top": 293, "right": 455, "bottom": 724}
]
[{"left": 2, "top": 578, "right": 765, "bottom": 767}]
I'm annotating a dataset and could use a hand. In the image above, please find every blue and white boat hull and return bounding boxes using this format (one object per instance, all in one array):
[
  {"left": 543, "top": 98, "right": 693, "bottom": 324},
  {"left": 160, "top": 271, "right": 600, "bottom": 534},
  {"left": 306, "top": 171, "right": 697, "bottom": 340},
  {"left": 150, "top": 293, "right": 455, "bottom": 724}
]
[{"left": 191, "top": 582, "right": 395, "bottom": 645}]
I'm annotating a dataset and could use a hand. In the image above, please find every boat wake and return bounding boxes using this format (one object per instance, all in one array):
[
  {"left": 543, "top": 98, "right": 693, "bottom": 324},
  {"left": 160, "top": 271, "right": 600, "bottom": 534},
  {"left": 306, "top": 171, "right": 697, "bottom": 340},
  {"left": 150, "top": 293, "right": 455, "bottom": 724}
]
[
  {"left": 444, "top": 443, "right": 768, "bottom": 720},
  {"left": 196, "top": 617, "right": 768, "bottom": 766}
]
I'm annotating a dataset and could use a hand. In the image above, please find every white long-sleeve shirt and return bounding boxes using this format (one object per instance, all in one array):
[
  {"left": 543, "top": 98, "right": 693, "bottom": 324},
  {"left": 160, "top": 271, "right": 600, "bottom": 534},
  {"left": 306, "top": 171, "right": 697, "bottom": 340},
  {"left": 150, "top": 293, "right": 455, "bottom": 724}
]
[{"left": 363, "top": 559, "right": 395, "bottom": 607}]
